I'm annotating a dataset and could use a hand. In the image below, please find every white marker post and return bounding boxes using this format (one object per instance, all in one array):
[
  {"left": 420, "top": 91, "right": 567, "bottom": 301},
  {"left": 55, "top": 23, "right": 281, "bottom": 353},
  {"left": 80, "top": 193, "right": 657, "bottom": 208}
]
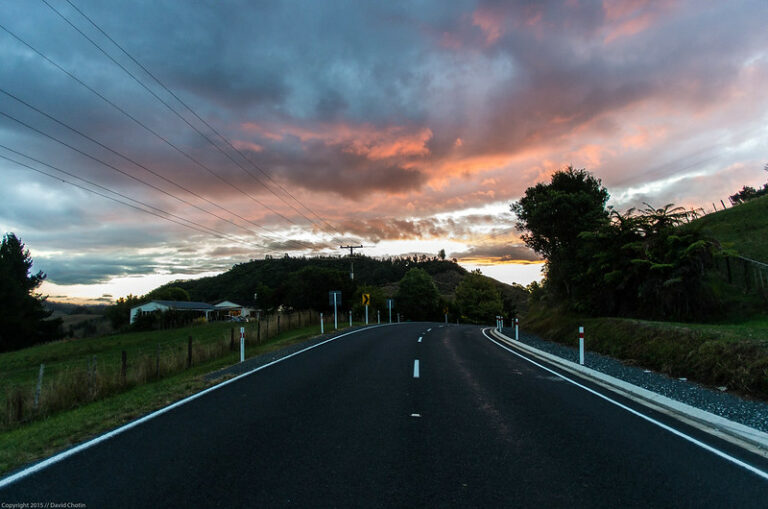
[
  {"left": 444, "top": 313, "right": 448, "bottom": 324},
  {"left": 240, "top": 327, "right": 245, "bottom": 363},
  {"left": 365, "top": 305, "right": 369, "bottom": 325},
  {"left": 320, "top": 313, "right": 324, "bottom": 334},
  {"left": 397, "top": 313, "right": 400, "bottom": 323},
  {"left": 515, "top": 318, "right": 519, "bottom": 341},
  {"left": 349, "top": 311, "right": 352, "bottom": 327},
  {"left": 377, "top": 310, "right": 380, "bottom": 324},
  {"left": 579, "top": 326, "right": 585, "bottom": 365},
  {"left": 334, "top": 292, "right": 338, "bottom": 330}
]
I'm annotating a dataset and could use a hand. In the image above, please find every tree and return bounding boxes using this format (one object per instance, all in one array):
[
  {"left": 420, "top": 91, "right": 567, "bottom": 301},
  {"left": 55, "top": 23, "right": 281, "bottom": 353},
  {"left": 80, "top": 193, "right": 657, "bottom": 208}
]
[
  {"left": 106, "top": 294, "right": 143, "bottom": 330},
  {"left": 511, "top": 166, "right": 609, "bottom": 299},
  {"left": 0, "top": 233, "right": 62, "bottom": 351},
  {"left": 454, "top": 270, "right": 503, "bottom": 324},
  {"left": 438, "top": 249, "right": 446, "bottom": 261},
  {"left": 147, "top": 286, "right": 191, "bottom": 302},
  {"left": 394, "top": 268, "right": 441, "bottom": 321}
]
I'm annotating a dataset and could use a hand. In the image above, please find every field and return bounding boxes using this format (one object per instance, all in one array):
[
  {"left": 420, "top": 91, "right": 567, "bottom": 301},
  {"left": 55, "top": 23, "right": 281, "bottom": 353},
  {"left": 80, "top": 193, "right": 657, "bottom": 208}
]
[
  {"left": 0, "top": 311, "right": 328, "bottom": 432},
  {"left": 0, "top": 311, "right": 367, "bottom": 475}
]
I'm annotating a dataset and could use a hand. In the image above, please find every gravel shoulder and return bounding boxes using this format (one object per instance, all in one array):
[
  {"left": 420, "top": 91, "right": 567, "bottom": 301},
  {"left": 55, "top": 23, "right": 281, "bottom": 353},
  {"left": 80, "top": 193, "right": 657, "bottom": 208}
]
[{"left": 502, "top": 327, "right": 768, "bottom": 433}]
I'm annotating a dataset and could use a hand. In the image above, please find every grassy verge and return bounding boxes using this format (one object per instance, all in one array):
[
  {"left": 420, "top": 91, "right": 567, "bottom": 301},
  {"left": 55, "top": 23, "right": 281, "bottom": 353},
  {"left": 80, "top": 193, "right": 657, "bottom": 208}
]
[
  {"left": 0, "top": 321, "right": 361, "bottom": 476},
  {"left": 522, "top": 305, "right": 768, "bottom": 400}
]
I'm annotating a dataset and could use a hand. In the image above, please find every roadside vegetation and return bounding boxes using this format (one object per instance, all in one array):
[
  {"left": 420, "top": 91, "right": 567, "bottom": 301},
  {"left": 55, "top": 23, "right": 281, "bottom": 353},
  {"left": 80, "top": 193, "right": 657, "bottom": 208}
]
[{"left": 514, "top": 166, "right": 768, "bottom": 399}]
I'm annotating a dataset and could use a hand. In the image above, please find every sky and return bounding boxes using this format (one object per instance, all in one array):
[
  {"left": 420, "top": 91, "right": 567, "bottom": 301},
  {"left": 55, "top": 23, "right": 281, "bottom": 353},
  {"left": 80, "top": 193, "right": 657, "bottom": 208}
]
[{"left": 1, "top": 0, "right": 767, "bottom": 304}]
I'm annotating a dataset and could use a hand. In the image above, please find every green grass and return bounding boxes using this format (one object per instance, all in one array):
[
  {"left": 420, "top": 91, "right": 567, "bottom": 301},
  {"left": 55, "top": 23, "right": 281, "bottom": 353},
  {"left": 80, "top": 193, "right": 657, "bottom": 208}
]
[
  {"left": 522, "top": 305, "right": 768, "bottom": 399},
  {"left": 0, "top": 320, "right": 361, "bottom": 476},
  {"left": 687, "top": 194, "right": 768, "bottom": 262}
]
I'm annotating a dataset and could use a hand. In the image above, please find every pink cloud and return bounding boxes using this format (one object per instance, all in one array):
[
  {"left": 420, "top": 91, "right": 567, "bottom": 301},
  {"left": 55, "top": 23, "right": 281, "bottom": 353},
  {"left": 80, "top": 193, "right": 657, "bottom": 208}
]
[
  {"left": 472, "top": 8, "right": 503, "bottom": 46},
  {"left": 602, "top": 0, "right": 677, "bottom": 43}
]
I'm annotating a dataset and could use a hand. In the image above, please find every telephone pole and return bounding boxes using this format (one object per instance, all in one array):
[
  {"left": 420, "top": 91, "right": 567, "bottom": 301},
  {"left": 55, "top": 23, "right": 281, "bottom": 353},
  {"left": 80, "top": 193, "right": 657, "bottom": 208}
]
[{"left": 340, "top": 245, "right": 364, "bottom": 280}]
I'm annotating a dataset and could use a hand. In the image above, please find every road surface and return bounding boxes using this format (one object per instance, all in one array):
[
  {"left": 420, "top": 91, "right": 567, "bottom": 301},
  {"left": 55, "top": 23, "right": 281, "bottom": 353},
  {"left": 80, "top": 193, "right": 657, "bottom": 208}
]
[{"left": 2, "top": 323, "right": 767, "bottom": 507}]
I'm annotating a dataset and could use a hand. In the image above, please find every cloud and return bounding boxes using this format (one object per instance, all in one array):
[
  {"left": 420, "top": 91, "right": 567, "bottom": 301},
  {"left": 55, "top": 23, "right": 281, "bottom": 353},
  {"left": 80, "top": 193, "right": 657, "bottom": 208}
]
[
  {"left": 450, "top": 244, "right": 542, "bottom": 264},
  {"left": 1, "top": 0, "right": 767, "bottom": 293}
]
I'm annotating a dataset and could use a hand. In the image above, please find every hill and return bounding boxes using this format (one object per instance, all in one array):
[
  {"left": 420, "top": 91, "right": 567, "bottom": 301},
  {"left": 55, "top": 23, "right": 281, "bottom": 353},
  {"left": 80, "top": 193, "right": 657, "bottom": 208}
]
[
  {"left": 687, "top": 194, "right": 768, "bottom": 263},
  {"left": 158, "top": 255, "right": 528, "bottom": 317}
]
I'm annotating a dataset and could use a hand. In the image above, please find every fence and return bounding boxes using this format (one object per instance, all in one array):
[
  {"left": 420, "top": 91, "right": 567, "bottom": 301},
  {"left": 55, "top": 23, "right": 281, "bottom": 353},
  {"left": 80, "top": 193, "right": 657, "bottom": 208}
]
[{"left": 0, "top": 309, "right": 338, "bottom": 432}]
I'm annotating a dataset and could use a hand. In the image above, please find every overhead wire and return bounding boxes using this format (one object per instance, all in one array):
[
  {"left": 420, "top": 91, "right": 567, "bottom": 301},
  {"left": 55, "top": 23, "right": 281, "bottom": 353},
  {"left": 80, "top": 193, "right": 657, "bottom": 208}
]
[
  {"left": 0, "top": 87, "right": 321, "bottom": 252},
  {"left": 0, "top": 151, "right": 267, "bottom": 249},
  {"left": 40, "top": 0, "right": 348, "bottom": 244},
  {"left": 0, "top": 23, "right": 321, "bottom": 252},
  {"left": 0, "top": 18, "right": 309, "bottom": 238},
  {"left": 63, "top": 0, "right": 349, "bottom": 240},
  {"left": 0, "top": 109, "right": 322, "bottom": 253}
]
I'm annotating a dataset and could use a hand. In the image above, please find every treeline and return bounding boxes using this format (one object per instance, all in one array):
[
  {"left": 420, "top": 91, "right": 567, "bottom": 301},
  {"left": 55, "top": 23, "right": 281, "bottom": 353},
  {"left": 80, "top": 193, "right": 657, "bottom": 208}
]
[
  {"left": 109, "top": 254, "right": 525, "bottom": 329},
  {"left": 729, "top": 163, "right": 768, "bottom": 205},
  {"left": 513, "top": 167, "right": 755, "bottom": 322},
  {"left": 0, "top": 233, "right": 63, "bottom": 352}
]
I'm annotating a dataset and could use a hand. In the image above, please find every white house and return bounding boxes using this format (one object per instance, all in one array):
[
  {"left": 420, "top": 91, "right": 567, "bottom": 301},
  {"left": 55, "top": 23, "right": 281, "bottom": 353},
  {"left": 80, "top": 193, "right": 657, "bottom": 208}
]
[
  {"left": 214, "top": 300, "right": 255, "bottom": 318},
  {"left": 129, "top": 300, "right": 215, "bottom": 324}
]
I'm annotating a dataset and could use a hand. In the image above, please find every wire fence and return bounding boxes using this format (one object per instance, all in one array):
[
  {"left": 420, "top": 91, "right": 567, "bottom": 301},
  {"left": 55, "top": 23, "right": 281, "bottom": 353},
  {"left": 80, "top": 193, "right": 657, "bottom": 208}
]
[{"left": 0, "top": 309, "right": 345, "bottom": 432}]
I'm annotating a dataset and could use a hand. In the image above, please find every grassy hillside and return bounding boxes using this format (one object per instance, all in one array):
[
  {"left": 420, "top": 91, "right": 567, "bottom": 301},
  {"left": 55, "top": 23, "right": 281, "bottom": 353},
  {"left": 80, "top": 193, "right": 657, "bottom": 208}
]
[{"left": 687, "top": 194, "right": 768, "bottom": 262}]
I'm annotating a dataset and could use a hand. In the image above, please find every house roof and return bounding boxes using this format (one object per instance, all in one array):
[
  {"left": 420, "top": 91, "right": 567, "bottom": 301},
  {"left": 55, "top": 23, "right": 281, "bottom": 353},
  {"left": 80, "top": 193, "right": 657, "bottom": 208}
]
[
  {"left": 215, "top": 300, "right": 244, "bottom": 308},
  {"left": 149, "top": 300, "right": 215, "bottom": 310}
]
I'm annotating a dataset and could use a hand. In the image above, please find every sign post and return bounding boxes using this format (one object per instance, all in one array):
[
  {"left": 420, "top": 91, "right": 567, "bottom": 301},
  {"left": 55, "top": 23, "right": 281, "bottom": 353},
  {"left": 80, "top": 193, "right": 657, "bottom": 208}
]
[
  {"left": 362, "top": 293, "right": 370, "bottom": 325},
  {"left": 515, "top": 317, "right": 519, "bottom": 340}
]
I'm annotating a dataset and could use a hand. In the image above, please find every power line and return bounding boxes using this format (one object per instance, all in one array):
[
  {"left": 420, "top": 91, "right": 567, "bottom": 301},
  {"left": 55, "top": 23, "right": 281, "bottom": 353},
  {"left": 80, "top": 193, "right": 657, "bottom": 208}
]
[
  {"left": 0, "top": 20, "right": 306, "bottom": 236},
  {"left": 0, "top": 151, "right": 265, "bottom": 249},
  {"left": 0, "top": 109, "right": 318, "bottom": 253},
  {"left": 40, "top": 0, "right": 328, "bottom": 236},
  {"left": 60, "top": 0, "right": 352, "bottom": 243},
  {"left": 0, "top": 87, "right": 319, "bottom": 252},
  {"left": 0, "top": 23, "right": 323, "bottom": 253}
]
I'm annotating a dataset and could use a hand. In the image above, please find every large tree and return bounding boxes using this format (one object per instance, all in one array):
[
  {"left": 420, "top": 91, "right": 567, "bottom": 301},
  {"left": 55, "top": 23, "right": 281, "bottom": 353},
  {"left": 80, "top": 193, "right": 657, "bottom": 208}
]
[
  {"left": 395, "top": 267, "right": 441, "bottom": 321},
  {"left": 511, "top": 166, "right": 609, "bottom": 299},
  {"left": 455, "top": 270, "right": 503, "bottom": 324},
  {"left": 0, "top": 233, "right": 62, "bottom": 351}
]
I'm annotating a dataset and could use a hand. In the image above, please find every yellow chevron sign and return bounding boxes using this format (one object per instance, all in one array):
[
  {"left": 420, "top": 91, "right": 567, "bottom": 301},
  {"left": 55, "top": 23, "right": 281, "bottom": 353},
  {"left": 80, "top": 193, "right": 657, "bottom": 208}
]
[{"left": 362, "top": 293, "right": 371, "bottom": 306}]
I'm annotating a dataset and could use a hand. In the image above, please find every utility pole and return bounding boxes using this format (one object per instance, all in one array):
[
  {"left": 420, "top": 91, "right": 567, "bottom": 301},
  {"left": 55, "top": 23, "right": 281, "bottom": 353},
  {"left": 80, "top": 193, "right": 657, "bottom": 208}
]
[{"left": 340, "top": 245, "right": 364, "bottom": 280}]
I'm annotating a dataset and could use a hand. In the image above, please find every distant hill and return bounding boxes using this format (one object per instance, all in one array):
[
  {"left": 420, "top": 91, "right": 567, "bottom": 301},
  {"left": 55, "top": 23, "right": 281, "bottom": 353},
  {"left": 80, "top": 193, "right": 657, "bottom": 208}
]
[
  {"left": 688, "top": 194, "right": 768, "bottom": 262},
  {"left": 158, "top": 255, "right": 529, "bottom": 316}
]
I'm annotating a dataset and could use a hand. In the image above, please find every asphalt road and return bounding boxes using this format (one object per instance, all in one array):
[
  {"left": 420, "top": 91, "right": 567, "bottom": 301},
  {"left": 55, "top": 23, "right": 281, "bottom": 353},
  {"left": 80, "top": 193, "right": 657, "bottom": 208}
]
[{"left": 2, "top": 323, "right": 768, "bottom": 507}]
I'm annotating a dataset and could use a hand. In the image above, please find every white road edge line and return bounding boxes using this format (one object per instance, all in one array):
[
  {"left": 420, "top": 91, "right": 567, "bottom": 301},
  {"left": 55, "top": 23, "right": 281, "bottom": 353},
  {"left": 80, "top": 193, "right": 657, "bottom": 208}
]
[
  {"left": 413, "top": 359, "right": 420, "bottom": 378},
  {"left": 481, "top": 329, "right": 768, "bottom": 482},
  {"left": 0, "top": 325, "right": 389, "bottom": 489}
]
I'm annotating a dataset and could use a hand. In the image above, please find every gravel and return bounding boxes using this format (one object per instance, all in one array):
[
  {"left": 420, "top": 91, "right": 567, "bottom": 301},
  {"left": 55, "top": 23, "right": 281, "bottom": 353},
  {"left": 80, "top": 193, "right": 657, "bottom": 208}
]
[{"left": 500, "top": 327, "right": 768, "bottom": 433}]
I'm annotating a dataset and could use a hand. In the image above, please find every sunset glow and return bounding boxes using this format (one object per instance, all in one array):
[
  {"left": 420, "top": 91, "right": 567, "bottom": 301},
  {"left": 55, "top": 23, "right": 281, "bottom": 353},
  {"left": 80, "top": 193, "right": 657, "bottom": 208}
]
[{"left": 1, "top": 0, "right": 766, "bottom": 303}]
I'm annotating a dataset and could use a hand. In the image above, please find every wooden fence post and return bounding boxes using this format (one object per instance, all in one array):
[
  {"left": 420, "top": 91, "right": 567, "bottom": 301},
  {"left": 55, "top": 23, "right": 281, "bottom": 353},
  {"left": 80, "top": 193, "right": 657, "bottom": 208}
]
[
  {"left": 187, "top": 336, "right": 193, "bottom": 368},
  {"left": 121, "top": 350, "right": 127, "bottom": 385},
  {"left": 34, "top": 363, "right": 45, "bottom": 410}
]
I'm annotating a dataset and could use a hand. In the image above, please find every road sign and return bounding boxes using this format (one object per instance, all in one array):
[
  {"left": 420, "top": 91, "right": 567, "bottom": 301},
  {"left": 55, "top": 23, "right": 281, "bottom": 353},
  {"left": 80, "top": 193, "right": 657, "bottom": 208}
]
[
  {"left": 362, "top": 293, "right": 371, "bottom": 306},
  {"left": 329, "top": 290, "right": 342, "bottom": 306}
]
